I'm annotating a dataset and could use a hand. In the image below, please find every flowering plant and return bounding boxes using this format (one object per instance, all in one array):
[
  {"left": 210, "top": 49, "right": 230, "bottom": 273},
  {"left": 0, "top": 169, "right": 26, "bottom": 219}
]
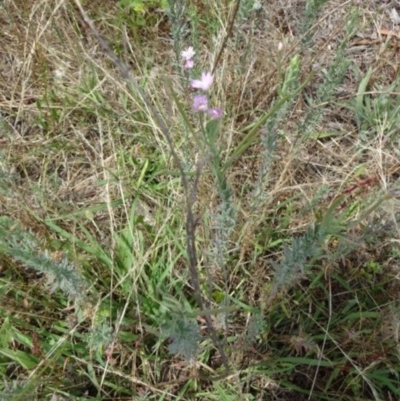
[{"left": 180, "top": 47, "right": 223, "bottom": 121}]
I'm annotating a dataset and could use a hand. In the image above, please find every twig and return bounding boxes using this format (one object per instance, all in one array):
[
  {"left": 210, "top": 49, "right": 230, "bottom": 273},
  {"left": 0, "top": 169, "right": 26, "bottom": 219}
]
[{"left": 212, "top": 0, "right": 241, "bottom": 75}]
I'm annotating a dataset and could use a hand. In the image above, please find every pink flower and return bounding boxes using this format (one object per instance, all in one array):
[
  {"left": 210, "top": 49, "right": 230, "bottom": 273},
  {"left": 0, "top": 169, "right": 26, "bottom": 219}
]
[
  {"left": 191, "top": 72, "right": 214, "bottom": 91},
  {"left": 184, "top": 59, "right": 194, "bottom": 69},
  {"left": 181, "top": 46, "right": 196, "bottom": 61},
  {"left": 193, "top": 95, "right": 208, "bottom": 112},
  {"left": 207, "top": 108, "right": 223, "bottom": 120}
]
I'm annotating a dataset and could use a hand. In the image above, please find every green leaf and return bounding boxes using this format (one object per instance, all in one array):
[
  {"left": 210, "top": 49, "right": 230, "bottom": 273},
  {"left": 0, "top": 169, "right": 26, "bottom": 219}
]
[
  {"left": 162, "top": 315, "right": 201, "bottom": 360},
  {"left": 307, "top": 131, "right": 343, "bottom": 139},
  {"left": 0, "top": 317, "right": 13, "bottom": 348},
  {"left": 355, "top": 67, "right": 373, "bottom": 128},
  {"left": 0, "top": 349, "right": 39, "bottom": 370},
  {"left": 278, "top": 356, "right": 336, "bottom": 367}
]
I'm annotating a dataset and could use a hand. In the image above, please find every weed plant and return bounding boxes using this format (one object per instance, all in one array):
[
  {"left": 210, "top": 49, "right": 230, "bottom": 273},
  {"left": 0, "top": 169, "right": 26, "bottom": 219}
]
[{"left": 1, "top": 0, "right": 400, "bottom": 400}]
